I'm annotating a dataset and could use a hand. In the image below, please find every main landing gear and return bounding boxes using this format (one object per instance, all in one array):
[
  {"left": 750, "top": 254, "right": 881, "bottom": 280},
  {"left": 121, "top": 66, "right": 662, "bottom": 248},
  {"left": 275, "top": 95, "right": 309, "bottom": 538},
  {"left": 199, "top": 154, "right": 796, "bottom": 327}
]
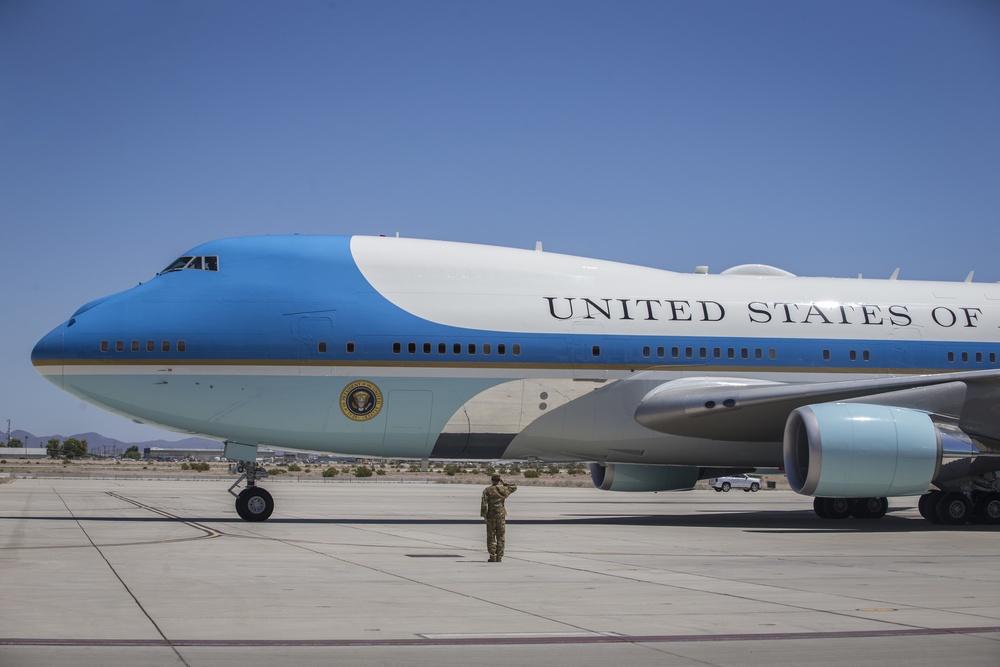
[
  {"left": 812, "top": 496, "right": 889, "bottom": 520},
  {"left": 228, "top": 461, "right": 274, "bottom": 522},
  {"left": 812, "top": 491, "right": 1000, "bottom": 526},
  {"left": 917, "top": 490, "right": 1000, "bottom": 526}
]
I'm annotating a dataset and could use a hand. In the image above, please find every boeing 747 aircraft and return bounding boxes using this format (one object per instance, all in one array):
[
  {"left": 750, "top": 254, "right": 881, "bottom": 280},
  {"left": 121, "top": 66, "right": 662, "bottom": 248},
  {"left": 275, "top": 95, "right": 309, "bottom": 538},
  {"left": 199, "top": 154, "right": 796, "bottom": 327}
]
[{"left": 32, "top": 235, "right": 1000, "bottom": 525}]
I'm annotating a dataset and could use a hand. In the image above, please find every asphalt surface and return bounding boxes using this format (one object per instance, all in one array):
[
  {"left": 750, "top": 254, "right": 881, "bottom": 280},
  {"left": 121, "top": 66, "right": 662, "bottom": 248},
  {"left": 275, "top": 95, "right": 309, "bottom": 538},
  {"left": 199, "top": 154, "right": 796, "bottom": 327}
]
[{"left": 1, "top": 478, "right": 997, "bottom": 666}]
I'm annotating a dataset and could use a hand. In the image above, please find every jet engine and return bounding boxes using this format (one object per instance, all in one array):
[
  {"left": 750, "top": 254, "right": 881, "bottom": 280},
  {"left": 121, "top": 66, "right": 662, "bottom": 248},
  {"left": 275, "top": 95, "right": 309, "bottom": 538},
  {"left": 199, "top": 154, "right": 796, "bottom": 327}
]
[
  {"left": 590, "top": 463, "right": 700, "bottom": 492},
  {"left": 783, "top": 403, "right": 978, "bottom": 498}
]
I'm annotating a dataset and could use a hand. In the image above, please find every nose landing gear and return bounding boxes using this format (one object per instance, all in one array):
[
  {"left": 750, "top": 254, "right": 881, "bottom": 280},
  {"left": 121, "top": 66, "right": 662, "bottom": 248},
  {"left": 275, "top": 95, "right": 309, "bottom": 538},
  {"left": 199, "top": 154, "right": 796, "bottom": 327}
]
[{"left": 228, "top": 460, "right": 273, "bottom": 522}]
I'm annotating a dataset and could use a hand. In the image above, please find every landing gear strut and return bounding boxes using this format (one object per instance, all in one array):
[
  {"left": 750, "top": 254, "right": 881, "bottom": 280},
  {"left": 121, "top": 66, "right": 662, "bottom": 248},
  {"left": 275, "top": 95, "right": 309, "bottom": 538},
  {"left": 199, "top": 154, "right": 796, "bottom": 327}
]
[{"left": 228, "top": 461, "right": 273, "bottom": 522}]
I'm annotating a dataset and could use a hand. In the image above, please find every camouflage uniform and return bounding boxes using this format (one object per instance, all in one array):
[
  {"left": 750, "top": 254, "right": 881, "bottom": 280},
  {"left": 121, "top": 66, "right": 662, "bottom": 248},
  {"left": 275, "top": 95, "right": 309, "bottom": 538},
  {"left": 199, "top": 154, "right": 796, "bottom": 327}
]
[{"left": 481, "top": 479, "right": 517, "bottom": 562}]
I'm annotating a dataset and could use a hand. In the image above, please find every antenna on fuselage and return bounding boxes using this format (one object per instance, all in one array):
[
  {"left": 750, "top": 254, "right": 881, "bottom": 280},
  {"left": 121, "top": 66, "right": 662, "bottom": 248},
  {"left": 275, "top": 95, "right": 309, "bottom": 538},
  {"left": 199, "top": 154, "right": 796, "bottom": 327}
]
[{"left": 535, "top": 241, "right": 543, "bottom": 252}]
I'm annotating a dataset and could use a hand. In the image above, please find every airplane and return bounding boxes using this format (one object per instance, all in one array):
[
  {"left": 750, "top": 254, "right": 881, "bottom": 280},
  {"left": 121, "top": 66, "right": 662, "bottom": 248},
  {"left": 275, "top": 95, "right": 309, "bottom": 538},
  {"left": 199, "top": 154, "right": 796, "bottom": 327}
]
[{"left": 31, "top": 235, "right": 1000, "bottom": 526}]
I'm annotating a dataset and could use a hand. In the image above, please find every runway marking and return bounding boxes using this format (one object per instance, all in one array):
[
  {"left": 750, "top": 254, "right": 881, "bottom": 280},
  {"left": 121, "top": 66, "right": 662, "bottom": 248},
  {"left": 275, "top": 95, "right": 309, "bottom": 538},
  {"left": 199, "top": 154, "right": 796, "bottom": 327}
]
[
  {"left": 3, "top": 625, "right": 999, "bottom": 647},
  {"left": 106, "top": 492, "right": 225, "bottom": 540}
]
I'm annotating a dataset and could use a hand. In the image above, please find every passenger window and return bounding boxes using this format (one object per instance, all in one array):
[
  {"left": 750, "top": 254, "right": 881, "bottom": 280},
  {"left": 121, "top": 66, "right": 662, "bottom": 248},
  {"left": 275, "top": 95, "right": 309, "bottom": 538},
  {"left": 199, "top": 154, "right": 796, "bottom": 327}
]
[
  {"left": 822, "top": 349, "right": 830, "bottom": 360},
  {"left": 454, "top": 343, "right": 462, "bottom": 354},
  {"left": 498, "top": 344, "right": 506, "bottom": 355},
  {"left": 116, "top": 340, "right": 124, "bottom": 352},
  {"left": 408, "top": 342, "right": 416, "bottom": 354},
  {"left": 468, "top": 343, "right": 477, "bottom": 355},
  {"left": 131, "top": 340, "right": 140, "bottom": 352},
  {"left": 643, "top": 346, "right": 651, "bottom": 358},
  {"left": 177, "top": 341, "right": 186, "bottom": 352},
  {"left": 393, "top": 342, "right": 401, "bottom": 354},
  {"left": 483, "top": 344, "right": 491, "bottom": 355},
  {"left": 591, "top": 345, "right": 600, "bottom": 357},
  {"left": 513, "top": 344, "right": 521, "bottom": 356},
  {"left": 657, "top": 346, "right": 665, "bottom": 357},
  {"left": 100, "top": 340, "right": 109, "bottom": 352},
  {"left": 146, "top": 340, "right": 155, "bottom": 352},
  {"left": 162, "top": 341, "right": 170, "bottom": 352},
  {"left": 438, "top": 343, "right": 446, "bottom": 354},
  {"left": 423, "top": 343, "right": 431, "bottom": 354}
]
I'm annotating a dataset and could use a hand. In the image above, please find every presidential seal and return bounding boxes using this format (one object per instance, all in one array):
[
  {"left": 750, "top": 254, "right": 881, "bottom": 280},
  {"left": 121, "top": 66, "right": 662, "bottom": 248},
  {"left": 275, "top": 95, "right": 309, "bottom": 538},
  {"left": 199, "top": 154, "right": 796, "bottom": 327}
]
[{"left": 340, "top": 380, "right": 383, "bottom": 421}]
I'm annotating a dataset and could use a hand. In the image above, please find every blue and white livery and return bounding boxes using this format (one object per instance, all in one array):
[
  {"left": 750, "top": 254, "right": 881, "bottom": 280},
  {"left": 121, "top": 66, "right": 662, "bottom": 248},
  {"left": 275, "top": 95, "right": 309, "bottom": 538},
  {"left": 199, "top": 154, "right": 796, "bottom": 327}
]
[{"left": 32, "top": 235, "right": 1000, "bottom": 524}]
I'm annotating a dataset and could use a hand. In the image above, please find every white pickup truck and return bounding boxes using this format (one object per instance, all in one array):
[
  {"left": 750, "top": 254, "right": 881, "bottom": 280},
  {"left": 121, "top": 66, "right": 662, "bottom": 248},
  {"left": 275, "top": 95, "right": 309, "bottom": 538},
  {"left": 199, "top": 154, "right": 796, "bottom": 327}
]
[{"left": 708, "top": 473, "right": 762, "bottom": 492}]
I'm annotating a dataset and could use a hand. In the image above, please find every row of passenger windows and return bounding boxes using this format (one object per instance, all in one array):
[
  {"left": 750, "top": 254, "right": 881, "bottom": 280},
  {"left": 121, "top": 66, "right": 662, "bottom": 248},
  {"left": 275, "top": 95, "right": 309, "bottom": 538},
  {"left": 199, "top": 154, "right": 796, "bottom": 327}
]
[
  {"left": 390, "top": 342, "right": 522, "bottom": 356},
  {"left": 949, "top": 351, "right": 997, "bottom": 364},
  {"left": 96, "top": 338, "right": 998, "bottom": 366},
  {"left": 101, "top": 340, "right": 187, "bottom": 353},
  {"left": 643, "top": 345, "right": 778, "bottom": 361}
]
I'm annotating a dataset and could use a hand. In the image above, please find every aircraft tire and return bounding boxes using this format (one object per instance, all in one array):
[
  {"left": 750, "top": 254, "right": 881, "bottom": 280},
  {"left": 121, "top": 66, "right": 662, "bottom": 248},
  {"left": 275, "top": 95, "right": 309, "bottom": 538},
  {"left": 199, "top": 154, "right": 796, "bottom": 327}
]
[
  {"left": 822, "top": 497, "right": 853, "bottom": 519},
  {"left": 918, "top": 492, "right": 943, "bottom": 523},
  {"left": 813, "top": 497, "right": 829, "bottom": 519},
  {"left": 236, "top": 487, "right": 274, "bottom": 522},
  {"left": 852, "top": 497, "right": 888, "bottom": 519},
  {"left": 935, "top": 492, "right": 971, "bottom": 526},
  {"left": 974, "top": 492, "right": 1000, "bottom": 525}
]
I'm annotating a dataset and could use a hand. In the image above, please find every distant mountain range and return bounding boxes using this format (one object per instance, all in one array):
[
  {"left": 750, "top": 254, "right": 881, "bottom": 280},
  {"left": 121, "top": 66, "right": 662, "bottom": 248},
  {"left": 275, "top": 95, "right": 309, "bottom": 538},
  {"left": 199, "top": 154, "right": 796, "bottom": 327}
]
[{"left": 4, "top": 430, "right": 223, "bottom": 454}]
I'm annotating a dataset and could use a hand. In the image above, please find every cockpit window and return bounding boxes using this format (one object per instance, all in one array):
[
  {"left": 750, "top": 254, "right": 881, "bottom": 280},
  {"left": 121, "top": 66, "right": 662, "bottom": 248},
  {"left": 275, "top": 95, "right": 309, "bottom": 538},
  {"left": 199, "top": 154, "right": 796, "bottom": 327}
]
[{"left": 160, "top": 255, "right": 219, "bottom": 274}]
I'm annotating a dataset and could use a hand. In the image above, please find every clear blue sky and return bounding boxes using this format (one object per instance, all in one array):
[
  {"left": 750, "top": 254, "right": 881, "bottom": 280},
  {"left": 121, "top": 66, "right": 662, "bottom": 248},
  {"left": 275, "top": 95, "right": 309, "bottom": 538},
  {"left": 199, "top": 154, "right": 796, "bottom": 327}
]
[{"left": 2, "top": 0, "right": 998, "bottom": 443}]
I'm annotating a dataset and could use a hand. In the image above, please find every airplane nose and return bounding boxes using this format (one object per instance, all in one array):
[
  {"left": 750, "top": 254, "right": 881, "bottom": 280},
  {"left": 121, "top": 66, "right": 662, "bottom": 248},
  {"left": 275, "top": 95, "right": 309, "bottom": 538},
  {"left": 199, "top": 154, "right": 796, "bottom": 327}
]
[{"left": 32, "top": 326, "right": 65, "bottom": 389}]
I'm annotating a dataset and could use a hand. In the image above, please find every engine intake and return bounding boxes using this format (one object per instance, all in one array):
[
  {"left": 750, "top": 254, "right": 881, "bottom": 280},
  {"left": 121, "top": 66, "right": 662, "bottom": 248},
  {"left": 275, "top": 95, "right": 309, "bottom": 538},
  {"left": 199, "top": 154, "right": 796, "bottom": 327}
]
[
  {"left": 590, "top": 463, "right": 700, "bottom": 492},
  {"left": 784, "top": 403, "right": 949, "bottom": 498}
]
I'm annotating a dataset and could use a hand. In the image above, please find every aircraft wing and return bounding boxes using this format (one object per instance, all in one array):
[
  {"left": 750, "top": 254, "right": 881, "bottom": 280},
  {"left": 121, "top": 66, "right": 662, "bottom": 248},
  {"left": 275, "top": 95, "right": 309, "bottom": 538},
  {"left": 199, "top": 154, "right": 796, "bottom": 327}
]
[{"left": 634, "top": 369, "right": 1000, "bottom": 442}]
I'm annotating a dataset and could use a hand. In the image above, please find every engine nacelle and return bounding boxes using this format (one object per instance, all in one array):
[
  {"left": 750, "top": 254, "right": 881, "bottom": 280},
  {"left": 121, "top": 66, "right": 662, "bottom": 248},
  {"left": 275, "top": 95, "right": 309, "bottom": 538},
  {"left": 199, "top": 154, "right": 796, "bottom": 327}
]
[
  {"left": 590, "top": 463, "right": 699, "bottom": 492},
  {"left": 783, "top": 403, "right": 945, "bottom": 498}
]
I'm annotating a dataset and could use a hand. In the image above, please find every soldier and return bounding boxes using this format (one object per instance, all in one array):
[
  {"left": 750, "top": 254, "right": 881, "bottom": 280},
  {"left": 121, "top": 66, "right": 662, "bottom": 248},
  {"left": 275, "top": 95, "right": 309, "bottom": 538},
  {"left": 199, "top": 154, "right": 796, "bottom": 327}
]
[{"left": 481, "top": 473, "right": 517, "bottom": 562}]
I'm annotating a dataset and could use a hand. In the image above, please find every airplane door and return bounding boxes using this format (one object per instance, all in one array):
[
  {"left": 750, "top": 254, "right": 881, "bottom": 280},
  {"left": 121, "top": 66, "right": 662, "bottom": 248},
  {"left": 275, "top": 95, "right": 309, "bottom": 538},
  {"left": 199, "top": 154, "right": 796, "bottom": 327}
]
[
  {"left": 297, "top": 316, "right": 334, "bottom": 376},
  {"left": 383, "top": 390, "right": 433, "bottom": 457},
  {"left": 887, "top": 327, "right": 921, "bottom": 372}
]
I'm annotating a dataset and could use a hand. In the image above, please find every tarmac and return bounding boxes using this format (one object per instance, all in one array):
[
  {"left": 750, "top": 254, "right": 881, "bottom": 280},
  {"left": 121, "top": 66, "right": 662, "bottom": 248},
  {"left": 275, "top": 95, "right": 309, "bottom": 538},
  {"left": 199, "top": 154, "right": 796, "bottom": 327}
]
[{"left": 1, "top": 478, "right": 998, "bottom": 667}]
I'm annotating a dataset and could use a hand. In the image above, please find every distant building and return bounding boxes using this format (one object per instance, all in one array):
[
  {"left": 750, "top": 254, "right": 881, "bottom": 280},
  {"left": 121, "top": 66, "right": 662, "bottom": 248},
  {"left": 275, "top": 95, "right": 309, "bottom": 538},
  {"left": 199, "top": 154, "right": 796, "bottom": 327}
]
[
  {"left": 0, "top": 448, "right": 49, "bottom": 460},
  {"left": 144, "top": 447, "right": 225, "bottom": 462},
  {"left": 143, "top": 447, "right": 277, "bottom": 462}
]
